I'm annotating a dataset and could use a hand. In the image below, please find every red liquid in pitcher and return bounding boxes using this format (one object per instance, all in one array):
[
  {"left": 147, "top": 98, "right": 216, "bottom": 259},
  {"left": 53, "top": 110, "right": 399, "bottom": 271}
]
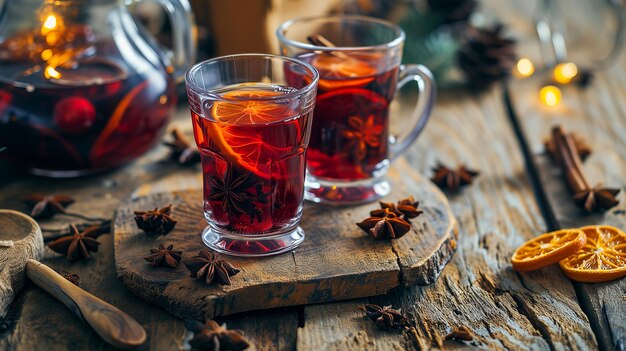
[
  {"left": 295, "top": 53, "right": 397, "bottom": 180},
  {"left": 0, "top": 25, "right": 175, "bottom": 174},
  {"left": 191, "top": 84, "right": 312, "bottom": 239}
]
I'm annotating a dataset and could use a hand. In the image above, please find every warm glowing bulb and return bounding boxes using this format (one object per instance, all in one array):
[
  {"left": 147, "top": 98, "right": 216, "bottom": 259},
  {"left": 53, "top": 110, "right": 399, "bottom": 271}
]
[
  {"left": 44, "top": 66, "right": 61, "bottom": 79},
  {"left": 540, "top": 85, "right": 561, "bottom": 107},
  {"left": 41, "top": 49, "right": 53, "bottom": 61},
  {"left": 43, "top": 15, "right": 57, "bottom": 30},
  {"left": 516, "top": 58, "right": 535, "bottom": 77},
  {"left": 553, "top": 62, "right": 578, "bottom": 84}
]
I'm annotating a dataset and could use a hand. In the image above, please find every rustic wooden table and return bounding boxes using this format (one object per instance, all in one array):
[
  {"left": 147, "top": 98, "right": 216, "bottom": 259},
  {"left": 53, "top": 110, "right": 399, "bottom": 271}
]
[{"left": 1, "top": 1, "right": 625, "bottom": 350}]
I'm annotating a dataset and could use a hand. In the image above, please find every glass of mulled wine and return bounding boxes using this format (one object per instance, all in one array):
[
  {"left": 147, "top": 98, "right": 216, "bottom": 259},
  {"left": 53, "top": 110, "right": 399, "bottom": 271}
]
[
  {"left": 0, "top": 0, "right": 195, "bottom": 177},
  {"left": 277, "top": 15, "right": 436, "bottom": 204},
  {"left": 185, "top": 54, "right": 319, "bottom": 257}
]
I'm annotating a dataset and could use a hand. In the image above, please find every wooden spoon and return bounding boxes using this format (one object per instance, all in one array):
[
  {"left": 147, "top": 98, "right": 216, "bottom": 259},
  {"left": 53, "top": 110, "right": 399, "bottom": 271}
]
[{"left": 0, "top": 210, "right": 146, "bottom": 349}]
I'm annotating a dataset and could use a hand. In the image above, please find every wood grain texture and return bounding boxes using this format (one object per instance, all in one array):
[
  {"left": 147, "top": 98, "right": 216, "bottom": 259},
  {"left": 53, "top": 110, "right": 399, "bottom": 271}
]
[
  {"left": 298, "top": 86, "right": 597, "bottom": 350},
  {"left": 508, "top": 55, "right": 626, "bottom": 351},
  {"left": 25, "top": 259, "right": 146, "bottom": 349},
  {"left": 0, "top": 210, "right": 44, "bottom": 318},
  {"left": 0, "top": 125, "right": 301, "bottom": 350},
  {"left": 113, "top": 162, "right": 456, "bottom": 320}
]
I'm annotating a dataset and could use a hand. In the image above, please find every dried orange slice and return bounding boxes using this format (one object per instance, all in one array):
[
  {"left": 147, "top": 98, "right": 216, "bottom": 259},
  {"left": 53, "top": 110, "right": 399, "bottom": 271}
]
[
  {"left": 559, "top": 225, "right": 626, "bottom": 283},
  {"left": 511, "top": 229, "right": 586, "bottom": 272},
  {"left": 208, "top": 89, "right": 299, "bottom": 177},
  {"left": 312, "top": 54, "right": 377, "bottom": 90},
  {"left": 211, "top": 89, "right": 291, "bottom": 124}
]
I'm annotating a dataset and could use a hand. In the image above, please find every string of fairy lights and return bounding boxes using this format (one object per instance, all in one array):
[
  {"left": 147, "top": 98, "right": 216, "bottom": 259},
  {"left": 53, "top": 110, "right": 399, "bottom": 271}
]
[
  {"left": 514, "top": 0, "right": 625, "bottom": 108},
  {"left": 514, "top": 58, "right": 581, "bottom": 107}
]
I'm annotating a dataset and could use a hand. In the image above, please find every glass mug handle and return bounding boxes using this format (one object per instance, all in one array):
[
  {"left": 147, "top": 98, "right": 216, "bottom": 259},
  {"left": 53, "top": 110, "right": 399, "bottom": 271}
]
[
  {"left": 389, "top": 64, "right": 436, "bottom": 160},
  {"left": 131, "top": 0, "right": 197, "bottom": 83}
]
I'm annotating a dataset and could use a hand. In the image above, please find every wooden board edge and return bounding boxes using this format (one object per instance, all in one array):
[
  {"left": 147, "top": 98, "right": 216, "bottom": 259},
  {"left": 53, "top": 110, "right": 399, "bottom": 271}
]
[
  {"left": 400, "top": 222, "right": 457, "bottom": 286},
  {"left": 114, "top": 263, "right": 400, "bottom": 320},
  {"left": 393, "top": 160, "right": 458, "bottom": 286}
]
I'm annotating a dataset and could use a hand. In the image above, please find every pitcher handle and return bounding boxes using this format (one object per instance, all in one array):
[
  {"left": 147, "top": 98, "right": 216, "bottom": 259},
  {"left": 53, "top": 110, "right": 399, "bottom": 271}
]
[
  {"left": 389, "top": 64, "right": 436, "bottom": 160},
  {"left": 134, "top": 0, "right": 197, "bottom": 83}
]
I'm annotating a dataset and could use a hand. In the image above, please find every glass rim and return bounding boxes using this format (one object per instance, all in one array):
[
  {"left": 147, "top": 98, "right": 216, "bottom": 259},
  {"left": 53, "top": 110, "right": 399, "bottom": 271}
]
[
  {"left": 276, "top": 15, "right": 406, "bottom": 52},
  {"left": 185, "top": 53, "right": 320, "bottom": 102}
]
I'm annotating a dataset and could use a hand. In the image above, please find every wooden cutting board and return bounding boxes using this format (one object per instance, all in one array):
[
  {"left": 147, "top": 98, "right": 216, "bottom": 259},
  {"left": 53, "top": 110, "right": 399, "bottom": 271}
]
[{"left": 113, "top": 159, "right": 457, "bottom": 320}]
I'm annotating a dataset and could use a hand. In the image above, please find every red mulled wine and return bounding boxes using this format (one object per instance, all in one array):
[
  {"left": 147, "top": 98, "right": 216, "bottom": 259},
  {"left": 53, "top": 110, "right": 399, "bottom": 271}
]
[
  {"left": 296, "top": 52, "right": 398, "bottom": 180},
  {"left": 191, "top": 84, "right": 312, "bottom": 236}
]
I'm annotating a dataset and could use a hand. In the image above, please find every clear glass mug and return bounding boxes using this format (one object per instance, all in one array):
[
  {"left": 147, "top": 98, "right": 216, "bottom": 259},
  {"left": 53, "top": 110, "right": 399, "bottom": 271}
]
[
  {"left": 277, "top": 15, "right": 436, "bottom": 205},
  {"left": 185, "top": 54, "right": 318, "bottom": 257}
]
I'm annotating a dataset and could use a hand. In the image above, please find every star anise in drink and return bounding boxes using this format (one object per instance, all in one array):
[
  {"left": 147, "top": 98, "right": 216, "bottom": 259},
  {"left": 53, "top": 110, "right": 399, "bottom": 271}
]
[
  {"left": 206, "top": 165, "right": 250, "bottom": 214},
  {"left": 144, "top": 243, "right": 182, "bottom": 268},
  {"left": 134, "top": 204, "right": 178, "bottom": 235},
  {"left": 357, "top": 209, "right": 411, "bottom": 240},
  {"left": 373, "top": 196, "right": 423, "bottom": 222},
  {"left": 184, "top": 319, "right": 250, "bottom": 351},
  {"left": 185, "top": 250, "right": 241, "bottom": 285},
  {"left": 163, "top": 128, "right": 201, "bottom": 166},
  {"left": 48, "top": 224, "right": 103, "bottom": 261},
  {"left": 360, "top": 304, "right": 409, "bottom": 330},
  {"left": 431, "top": 163, "right": 479, "bottom": 192},
  {"left": 23, "top": 193, "right": 75, "bottom": 219},
  {"left": 341, "top": 115, "right": 384, "bottom": 161}
]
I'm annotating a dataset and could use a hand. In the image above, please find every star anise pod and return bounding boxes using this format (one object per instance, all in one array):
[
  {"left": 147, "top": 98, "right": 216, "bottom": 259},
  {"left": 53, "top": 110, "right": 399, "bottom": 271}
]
[
  {"left": 445, "top": 326, "right": 474, "bottom": 341},
  {"left": 164, "top": 128, "right": 201, "bottom": 166},
  {"left": 63, "top": 273, "right": 80, "bottom": 286},
  {"left": 573, "top": 187, "right": 621, "bottom": 213},
  {"left": 458, "top": 24, "right": 516, "bottom": 90},
  {"left": 23, "top": 193, "right": 75, "bottom": 219},
  {"left": 373, "top": 196, "right": 423, "bottom": 222},
  {"left": 545, "top": 131, "right": 591, "bottom": 161},
  {"left": 48, "top": 224, "right": 102, "bottom": 261},
  {"left": 144, "top": 243, "right": 182, "bottom": 268},
  {"left": 360, "top": 304, "right": 408, "bottom": 329},
  {"left": 134, "top": 204, "right": 178, "bottom": 235},
  {"left": 431, "top": 163, "right": 479, "bottom": 192},
  {"left": 184, "top": 319, "right": 250, "bottom": 351},
  {"left": 207, "top": 165, "right": 251, "bottom": 214},
  {"left": 357, "top": 210, "right": 411, "bottom": 240},
  {"left": 341, "top": 115, "right": 384, "bottom": 161},
  {"left": 185, "top": 250, "right": 241, "bottom": 285}
]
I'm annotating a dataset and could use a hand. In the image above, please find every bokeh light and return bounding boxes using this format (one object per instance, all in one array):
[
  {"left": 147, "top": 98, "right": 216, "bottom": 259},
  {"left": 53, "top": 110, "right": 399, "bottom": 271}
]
[
  {"left": 516, "top": 58, "right": 535, "bottom": 77},
  {"left": 553, "top": 62, "right": 578, "bottom": 84},
  {"left": 539, "top": 85, "right": 561, "bottom": 107}
]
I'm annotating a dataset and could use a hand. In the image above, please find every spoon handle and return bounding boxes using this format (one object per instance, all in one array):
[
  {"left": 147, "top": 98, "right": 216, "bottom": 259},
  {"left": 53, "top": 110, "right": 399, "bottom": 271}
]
[{"left": 26, "top": 259, "right": 146, "bottom": 349}]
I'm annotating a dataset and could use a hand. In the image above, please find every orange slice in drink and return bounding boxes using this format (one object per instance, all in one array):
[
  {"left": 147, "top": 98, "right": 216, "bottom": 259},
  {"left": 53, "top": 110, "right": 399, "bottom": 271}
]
[
  {"left": 511, "top": 229, "right": 586, "bottom": 272},
  {"left": 208, "top": 89, "right": 298, "bottom": 177},
  {"left": 312, "top": 54, "right": 377, "bottom": 90},
  {"left": 559, "top": 225, "right": 626, "bottom": 283}
]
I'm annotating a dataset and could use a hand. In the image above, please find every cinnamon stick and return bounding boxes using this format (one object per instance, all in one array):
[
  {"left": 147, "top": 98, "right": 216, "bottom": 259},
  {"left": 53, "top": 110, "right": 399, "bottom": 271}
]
[
  {"left": 306, "top": 34, "right": 349, "bottom": 59},
  {"left": 548, "top": 125, "right": 620, "bottom": 212},
  {"left": 551, "top": 126, "right": 589, "bottom": 194}
]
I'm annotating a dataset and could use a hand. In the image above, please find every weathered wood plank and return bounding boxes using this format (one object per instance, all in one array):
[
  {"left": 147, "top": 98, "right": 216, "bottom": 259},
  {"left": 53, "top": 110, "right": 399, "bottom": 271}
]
[
  {"left": 113, "top": 159, "right": 456, "bottom": 320},
  {"left": 508, "top": 54, "right": 626, "bottom": 351},
  {"left": 298, "top": 86, "right": 597, "bottom": 350},
  {"left": 220, "top": 308, "right": 300, "bottom": 351},
  {"left": 0, "top": 117, "right": 301, "bottom": 350}
]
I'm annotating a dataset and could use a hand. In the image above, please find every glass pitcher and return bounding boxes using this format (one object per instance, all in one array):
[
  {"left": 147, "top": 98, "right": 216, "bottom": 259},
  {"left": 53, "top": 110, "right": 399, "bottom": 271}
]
[{"left": 0, "top": 0, "right": 195, "bottom": 177}]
